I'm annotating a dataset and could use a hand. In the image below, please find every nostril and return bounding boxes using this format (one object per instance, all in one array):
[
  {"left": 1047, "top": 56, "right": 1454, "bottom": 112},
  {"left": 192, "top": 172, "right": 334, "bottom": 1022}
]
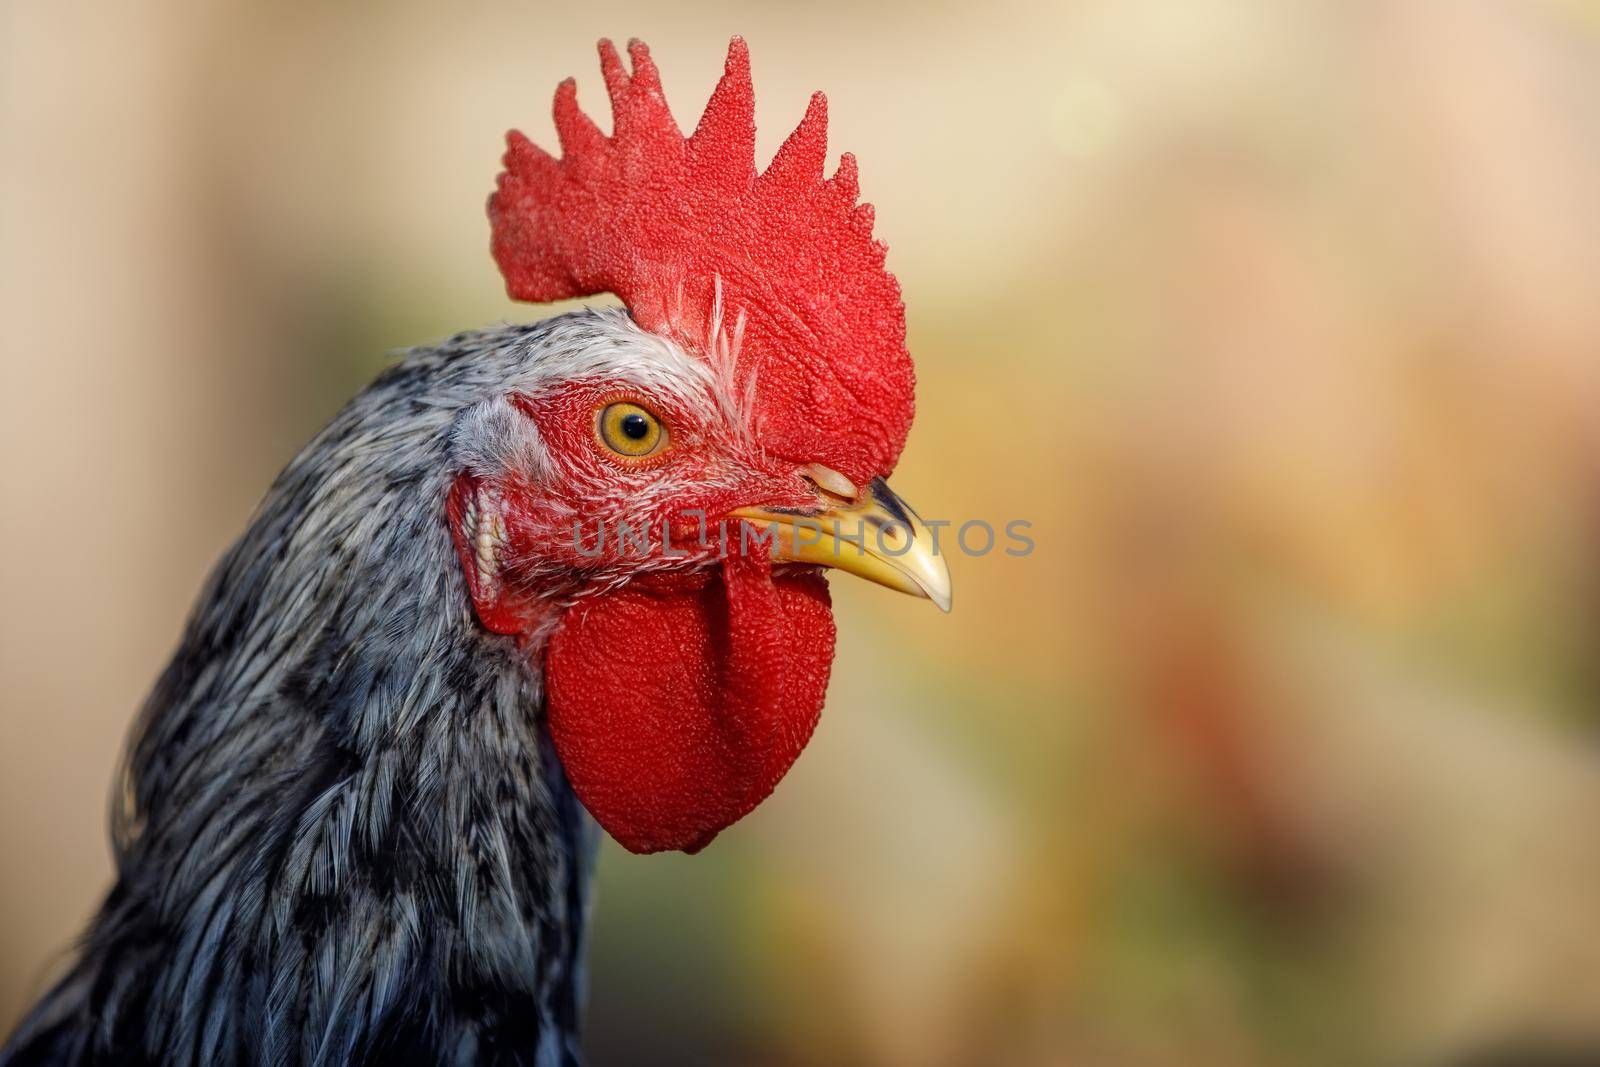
[{"left": 798, "top": 463, "right": 859, "bottom": 505}]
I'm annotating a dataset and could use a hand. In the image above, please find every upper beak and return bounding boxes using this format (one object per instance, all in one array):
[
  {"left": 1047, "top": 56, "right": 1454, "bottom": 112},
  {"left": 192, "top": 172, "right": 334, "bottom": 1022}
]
[{"left": 731, "top": 469, "right": 953, "bottom": 612}]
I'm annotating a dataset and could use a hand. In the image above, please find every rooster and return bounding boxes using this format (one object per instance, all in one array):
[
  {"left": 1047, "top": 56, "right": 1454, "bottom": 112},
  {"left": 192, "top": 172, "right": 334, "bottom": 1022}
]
[{"left": 1, "top": 36, "right": 948, "bottom": 1067}]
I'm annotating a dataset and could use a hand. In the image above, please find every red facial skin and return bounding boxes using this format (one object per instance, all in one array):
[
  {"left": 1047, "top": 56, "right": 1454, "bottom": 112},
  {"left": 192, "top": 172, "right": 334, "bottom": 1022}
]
[
  {"left": 474, "top": 38, "right": 920, "bottom": 853},
  {"left": 448, "top": 381, "right": 836, "bottom": 853}
]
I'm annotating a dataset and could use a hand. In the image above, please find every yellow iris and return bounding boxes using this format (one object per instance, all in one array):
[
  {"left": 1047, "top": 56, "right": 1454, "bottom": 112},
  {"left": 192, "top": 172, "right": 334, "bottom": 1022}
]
[{"left": 596, "top": 401, "right": 667, "bottom": 459}]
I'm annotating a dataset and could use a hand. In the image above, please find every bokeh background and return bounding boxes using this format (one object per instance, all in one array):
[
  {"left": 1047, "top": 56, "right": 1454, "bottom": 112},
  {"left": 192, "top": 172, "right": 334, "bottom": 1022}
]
[{"left": 6, "top": 1, "right": 1600, "bottom": 1064}]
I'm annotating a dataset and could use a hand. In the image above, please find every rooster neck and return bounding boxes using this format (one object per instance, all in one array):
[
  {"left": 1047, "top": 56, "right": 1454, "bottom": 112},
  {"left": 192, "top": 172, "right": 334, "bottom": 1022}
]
[{"left": 8, "top": 323, "right": 604, "bottom": 1067}]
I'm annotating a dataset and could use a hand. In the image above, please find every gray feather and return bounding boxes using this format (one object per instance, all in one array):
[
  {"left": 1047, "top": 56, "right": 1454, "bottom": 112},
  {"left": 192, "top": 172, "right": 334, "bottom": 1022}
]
[{"left": 0, "top": 312, "right": 676, "bottom": 1066}]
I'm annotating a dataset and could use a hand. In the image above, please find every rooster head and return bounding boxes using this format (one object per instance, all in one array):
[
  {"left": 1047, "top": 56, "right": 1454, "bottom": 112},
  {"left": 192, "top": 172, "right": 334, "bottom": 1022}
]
[{"left": 454, "top": 37, "right": 948, "bottom": 855}]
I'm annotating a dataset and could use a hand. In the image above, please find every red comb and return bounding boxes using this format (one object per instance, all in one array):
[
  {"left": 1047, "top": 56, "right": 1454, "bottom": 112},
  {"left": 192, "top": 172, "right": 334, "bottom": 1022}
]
[{"left": 489, "top": 37, "right": 914, "bottom": 483}]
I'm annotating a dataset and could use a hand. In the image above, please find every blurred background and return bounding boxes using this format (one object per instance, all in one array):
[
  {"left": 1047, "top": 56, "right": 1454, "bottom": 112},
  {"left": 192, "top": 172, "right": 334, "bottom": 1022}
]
[{"left": 5, "top": 1, "right": 1600, "bottom": 1064}]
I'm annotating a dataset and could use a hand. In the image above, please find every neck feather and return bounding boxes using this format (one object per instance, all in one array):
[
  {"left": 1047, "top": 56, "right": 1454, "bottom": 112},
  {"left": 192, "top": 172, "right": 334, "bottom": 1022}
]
[{"left": 8, "top": 325, "right": 597, "bottom": 1067}]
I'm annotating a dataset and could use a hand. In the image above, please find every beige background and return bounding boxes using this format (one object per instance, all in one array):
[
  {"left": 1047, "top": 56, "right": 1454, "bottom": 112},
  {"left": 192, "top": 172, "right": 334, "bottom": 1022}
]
[{"left": 6, "top": 1, "right": 1600, "bottom": 1064}]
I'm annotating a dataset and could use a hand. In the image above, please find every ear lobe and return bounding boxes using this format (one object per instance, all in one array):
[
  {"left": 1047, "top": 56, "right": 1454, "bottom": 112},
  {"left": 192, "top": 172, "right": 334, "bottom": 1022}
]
[{"left": 447, "top": 473, "right": 525, "bottom": 635}]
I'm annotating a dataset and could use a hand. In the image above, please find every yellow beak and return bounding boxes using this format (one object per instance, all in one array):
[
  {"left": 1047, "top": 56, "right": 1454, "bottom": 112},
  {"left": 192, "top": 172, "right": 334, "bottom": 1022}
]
[{"left": 731, "top": 473, "right": 953, "bottom": 612}]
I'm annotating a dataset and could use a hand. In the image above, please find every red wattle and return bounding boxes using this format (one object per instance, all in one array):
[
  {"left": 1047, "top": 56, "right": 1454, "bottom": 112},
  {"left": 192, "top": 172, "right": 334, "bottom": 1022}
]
[{"left": 544, "top": 551, "right": 835, "bottom": 854}]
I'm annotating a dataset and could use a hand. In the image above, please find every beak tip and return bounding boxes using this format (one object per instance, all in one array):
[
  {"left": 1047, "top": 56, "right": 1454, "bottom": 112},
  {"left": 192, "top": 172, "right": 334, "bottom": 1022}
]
[{"left": 921, "top": 555, "right": 953, "bottom": 614}]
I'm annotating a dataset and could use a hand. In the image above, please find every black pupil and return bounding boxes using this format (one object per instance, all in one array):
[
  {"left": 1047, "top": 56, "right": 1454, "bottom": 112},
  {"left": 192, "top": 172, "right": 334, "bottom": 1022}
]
[{"left": 620, "top": 412, "right": 651, "bottom": 440}]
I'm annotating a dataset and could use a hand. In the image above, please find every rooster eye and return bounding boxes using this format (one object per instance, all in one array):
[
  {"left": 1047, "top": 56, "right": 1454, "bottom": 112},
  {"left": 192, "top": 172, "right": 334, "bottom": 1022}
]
[{"left": 596, "top": 401, "right": 667, "bottom": 459}]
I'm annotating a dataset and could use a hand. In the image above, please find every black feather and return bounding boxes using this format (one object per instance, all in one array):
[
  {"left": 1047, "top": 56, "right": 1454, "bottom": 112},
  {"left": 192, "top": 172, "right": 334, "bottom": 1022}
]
[{"left": 0, "top": 315, "right": 640, "bottom": 1066}]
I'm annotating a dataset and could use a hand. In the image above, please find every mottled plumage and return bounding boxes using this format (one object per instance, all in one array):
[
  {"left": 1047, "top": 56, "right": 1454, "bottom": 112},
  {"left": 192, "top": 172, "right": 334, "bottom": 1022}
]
[{"left": 2, "top": 313, "right": 692, "bottom": 1066}]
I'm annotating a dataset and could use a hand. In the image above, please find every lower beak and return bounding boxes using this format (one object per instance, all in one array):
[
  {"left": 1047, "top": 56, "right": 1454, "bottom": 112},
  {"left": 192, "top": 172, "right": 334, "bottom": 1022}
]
[{"left": 731, "top": 476, "right": 953, "bottom": 612}]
